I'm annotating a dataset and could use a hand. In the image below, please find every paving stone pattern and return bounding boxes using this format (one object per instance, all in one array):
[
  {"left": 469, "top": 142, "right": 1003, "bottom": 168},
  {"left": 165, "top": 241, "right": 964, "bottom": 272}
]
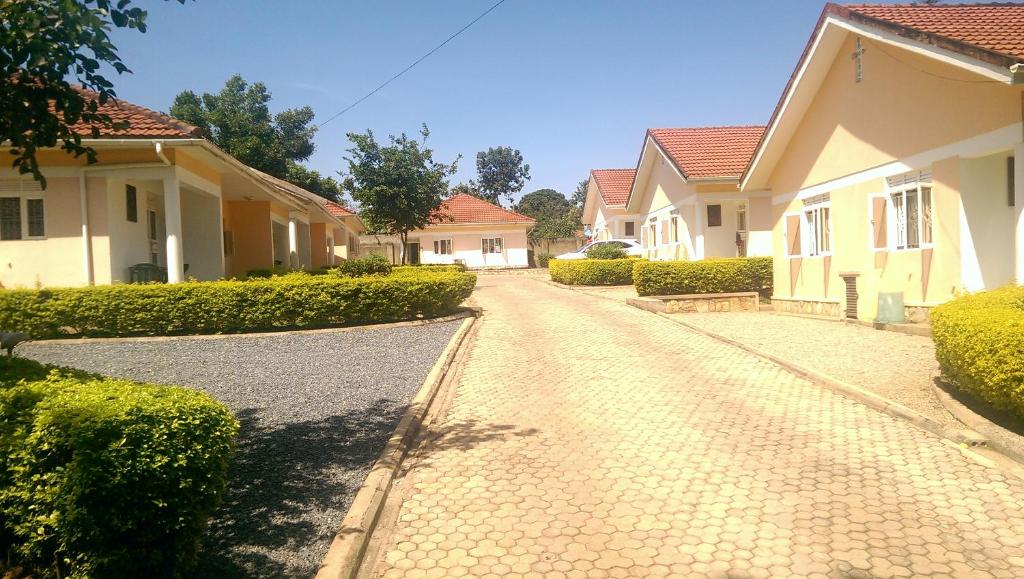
[{"left": 368, "top": 275, "right": 1024, "bottom": 579}]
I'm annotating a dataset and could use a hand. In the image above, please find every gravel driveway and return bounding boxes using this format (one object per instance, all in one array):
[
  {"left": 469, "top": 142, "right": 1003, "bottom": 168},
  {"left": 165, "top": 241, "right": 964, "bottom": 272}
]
[{"left": 19, "top": 319, "right": 463, "bottom": 578}]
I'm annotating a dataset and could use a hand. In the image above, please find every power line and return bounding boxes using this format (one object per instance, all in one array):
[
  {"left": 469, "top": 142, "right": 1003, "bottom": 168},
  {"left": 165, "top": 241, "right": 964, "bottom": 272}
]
[{"left": 317, "top": 0, "right": 509, "bottom": 129}]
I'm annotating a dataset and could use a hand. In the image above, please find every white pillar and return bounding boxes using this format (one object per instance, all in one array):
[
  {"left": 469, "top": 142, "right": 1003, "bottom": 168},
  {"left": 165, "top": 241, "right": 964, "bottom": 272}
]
[
  {"left": 288, "top": 217, "right": 299, "bottom": 269},
  {"left": 163, "top": 173, "right": 185, "bottom": 283},
  {"left": 328, "top": 235, "right": 336, "bottom": 266},
  {"left": 1015, "top": 144, "right": 1024, "bottom": 284},
  {"left": 694, "top": 201, "right": 706, "bottom": 260}
]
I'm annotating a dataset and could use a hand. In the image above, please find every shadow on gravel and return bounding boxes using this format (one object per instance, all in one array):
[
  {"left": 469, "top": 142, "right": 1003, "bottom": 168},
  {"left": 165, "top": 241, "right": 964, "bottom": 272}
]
[
  {"left": 192, "top": 399, "right": 407, "bottom": 579},
  {"left": 935, "top": 378, "right": 1024, "bottom": 438}
]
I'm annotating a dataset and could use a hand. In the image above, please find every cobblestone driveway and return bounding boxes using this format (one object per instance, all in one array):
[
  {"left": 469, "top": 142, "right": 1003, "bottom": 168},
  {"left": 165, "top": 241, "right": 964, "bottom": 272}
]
[{"left": 366, "top": 276, "right": 1024, "bottom": 578}]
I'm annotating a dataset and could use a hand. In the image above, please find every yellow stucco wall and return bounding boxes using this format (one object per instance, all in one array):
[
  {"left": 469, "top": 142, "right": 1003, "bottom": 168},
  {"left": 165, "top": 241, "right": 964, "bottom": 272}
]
[
  {"left": 766, "top": 33, "right": 1022, "bottom": 320},
  {"left": 224, "top": 201, "right": 273, "bottom": 278},
  {"left": 309, "top": 222, "right": 330, "bottom": 269}
]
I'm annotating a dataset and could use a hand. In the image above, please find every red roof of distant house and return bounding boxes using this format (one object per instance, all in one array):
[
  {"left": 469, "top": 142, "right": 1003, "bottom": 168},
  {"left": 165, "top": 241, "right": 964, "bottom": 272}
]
[
  {"left": 591, "top": 169, "right": 636, "bottom": 206},
  {"left": 648, "top": 126, "right": 766, "bottom": 180},
  {"left": 841, "top": 3, "right": 1024, "bottom": 62},
  {"left": 325, "top": 201, "right": 356, "bottom": 217},
  {"left": 429, "top": 193, "right": 535, "bottom": 225},
  {"left": 66, "top": 87, "right": 202, "bottom": 139}
]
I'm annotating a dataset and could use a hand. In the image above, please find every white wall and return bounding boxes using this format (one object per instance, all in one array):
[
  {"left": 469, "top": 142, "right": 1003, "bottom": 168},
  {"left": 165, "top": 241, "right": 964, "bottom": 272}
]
[
  {"left": 960, "top": 151, "right": 1016, "bottom": 291},
  {"left": 414, "top": 228, "right": 530, "bottom": 268},
  {"left": 107, "top": 178, "right": 158, "bottom": 283},
  {"left": 180, "top": 188, "right": 224, "bottom": 280}
]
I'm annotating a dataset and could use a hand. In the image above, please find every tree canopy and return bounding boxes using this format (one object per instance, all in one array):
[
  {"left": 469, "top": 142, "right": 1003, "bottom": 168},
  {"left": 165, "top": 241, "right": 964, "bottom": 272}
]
[
  {"left": 572, "top": 179, "right": 589, "bottom": 209},
  {"left": 341, "top": 125, "right": 458, "bottom": 263},
  {"left": 475, "top": 146, "right": 530, "bottom": 206},
  {"left": 1, "top": 0, "right": 188, "bottom": 186},
  {"left": 515, "top": 188, "right": 581, "bottom": 247},
  {"left": 170, "top": 75, "right": 343, "bottom": 201}
]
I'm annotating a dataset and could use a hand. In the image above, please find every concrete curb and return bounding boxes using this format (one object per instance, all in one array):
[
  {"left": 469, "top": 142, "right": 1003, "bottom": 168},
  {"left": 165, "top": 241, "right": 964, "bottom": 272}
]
[
  {"left": 930, "top": 383, "right": 1024, "bottom": 465},
  {"left": 655, "top": 312, "right": 987, "bottom": 448},
  {"left": 314, "top": 313, "right": 478, "bottom": 579},
  {"left": 25, "top": 309, "right": 478, "bottom": 346}
]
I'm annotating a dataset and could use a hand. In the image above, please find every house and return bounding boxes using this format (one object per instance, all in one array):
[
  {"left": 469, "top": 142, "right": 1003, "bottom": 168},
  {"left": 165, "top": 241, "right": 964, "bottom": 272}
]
[
  {"left": 741, "top": 3, "right": 1024, "bottom": 322},
  {"left": 582, "top": 169, "right": 641, "bottom": 242},
  {"left": 407, "top": 193, "right": 535, "bottom": 268},
  {"left": 0, "top": 91, "right": 359, "bottom": 288},
  {"left": 623, "top": 126, "right": 773, "bottom": 261}
]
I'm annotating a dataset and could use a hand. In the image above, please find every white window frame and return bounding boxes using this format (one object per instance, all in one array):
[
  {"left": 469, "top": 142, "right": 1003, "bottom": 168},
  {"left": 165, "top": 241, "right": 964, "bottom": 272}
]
[
  {"left": 433, "top": 238, "right": 453, "bottom": 256},
  {"left": 736, "top": 203, "right": 748, "bottom": 233},
  {"left": 0, "top": 194, "right": 47, "bottom": 241},
  {"left": 669, "top": 215, "right": 680, "bottom": 244},
  {"left": 481, "top": 237, "right": 503, "bottom": 254},
  {"left": 802, "top": 204, "right": 831, "bottom": 257},
  {"left": 647, "top": 222, "right": 658, "bottom": 248},
  {"left": 885, "top": 179, "right": 933, "bottom": 252}
]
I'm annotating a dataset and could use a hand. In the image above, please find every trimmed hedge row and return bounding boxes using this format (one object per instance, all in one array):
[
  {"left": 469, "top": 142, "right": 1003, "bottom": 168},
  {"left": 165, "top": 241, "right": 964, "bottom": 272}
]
[
  {"left": 392, "top": 264, "right": 467, "bottom": 274},
  {"left": 632, "top": 257, "right": 773, "bottom": 297},
  {"left": 0, "top": 271, "right": 477, "bottom": 339},
  {"left": 931, "top": 286, "right": 1024, "bottom": 419},
  {"left": 1, "top": 357, "right": 237, "bottom": 578},
  {"left": 549, "top": 259, "right": 637, "bottom": 286}
]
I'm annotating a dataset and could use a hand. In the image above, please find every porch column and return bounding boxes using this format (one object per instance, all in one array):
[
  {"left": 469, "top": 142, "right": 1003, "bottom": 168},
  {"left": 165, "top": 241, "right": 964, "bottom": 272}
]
[
  {"left": 1016, "top": 144, "right": 1024, "bottom": 284},
  {"left": 328, "top": 235, "right": 336, "bottom": 266},
  {"left": 288, "top": 217, "right": 299, "bottom": 269},
  {"left": 694, "top": 201, "right": 706, "bottom": 260},
  {"left": 163, "top": 172, "right": 185, "bottom": 283}
]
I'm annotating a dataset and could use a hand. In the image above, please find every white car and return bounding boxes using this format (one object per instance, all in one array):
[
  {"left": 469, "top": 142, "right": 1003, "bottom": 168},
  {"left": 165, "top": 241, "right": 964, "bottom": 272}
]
[{"left": 555, "top": 239, "right": 643, "bottom": 260}]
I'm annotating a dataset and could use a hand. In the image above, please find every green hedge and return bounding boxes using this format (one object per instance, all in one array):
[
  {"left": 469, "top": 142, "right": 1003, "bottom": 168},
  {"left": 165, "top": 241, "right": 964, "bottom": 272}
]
[
  {"left": 632, "top": 257, "right": 773, "bottom": 297},
  {"left": 0, "top": 271, "right": 477, "bottom": 339},
  {"left": 549, "top": 259, "right": 637, "bottom": 286},
  {"left": 391, "top": 264, "right": 467, "bottom": 274},
  {"left": 0, "top": 357, "right": 237, "bottom": 578},
  {"left": 931, "top": 286, "right": 1024, "bottom": 419}
]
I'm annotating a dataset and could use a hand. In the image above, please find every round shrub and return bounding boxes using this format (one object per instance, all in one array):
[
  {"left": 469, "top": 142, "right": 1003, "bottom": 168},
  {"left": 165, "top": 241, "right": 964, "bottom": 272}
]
[
  {"left": 931, "top": 286, "right": 1024, "bottom": 419},
  {"left": 335, "top": 254, "right": 393, "bottom": 277},
  {"left": 0, "top": 357, "right": 238, "bottom": 578},
  {"left": 549, "top": 259, "right": 637, "bottom": 286},
  {"left": 0, "top": 271, "right": 477, "bottom": 339},
  {"left": 632, "top": 257, "right": 773, "bottom": 297},
  {"left": 535, "top": 253, "right": 554, "bottom": 268},
  {"left": 585, "top": 244, "right": 628, "bottom": 260}
]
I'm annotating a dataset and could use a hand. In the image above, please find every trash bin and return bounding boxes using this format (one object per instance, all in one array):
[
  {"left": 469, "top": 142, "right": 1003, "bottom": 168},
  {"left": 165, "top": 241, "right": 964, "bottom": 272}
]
[{"left": 128, "top": 263, "right": 168, "bottom": 283}]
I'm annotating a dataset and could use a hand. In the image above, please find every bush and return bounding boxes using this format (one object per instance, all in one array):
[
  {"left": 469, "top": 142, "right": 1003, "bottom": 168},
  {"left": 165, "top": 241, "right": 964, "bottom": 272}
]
[
  {"left": 245, "top": 267, "right": 289, "bottom": 279},
  {"left": 535, "top": 253, "right": 554, "bottom": 268},
  {"left": 0, "top": 357, "right": 237, "bottom": 578},
  {"left": 585, "top": 244, "right": 628, "bottom": 260},
  {"left": 931, "top": 286, "right": 1024, "bottom": 419},
  {"left": 391, "top": 264, "right": 467, "bottom": 274},
  {"left": 549, "top": 259, "right": 637, "bottom": 286},
  {"left": 335, "top": 254, "right": 392, "bottom": 277},
  {"left": 632, "top": 257, "right": 773, "bottom": 297},
  {"left": 0, "top": 271, "right": 477, "bottom": 339}
]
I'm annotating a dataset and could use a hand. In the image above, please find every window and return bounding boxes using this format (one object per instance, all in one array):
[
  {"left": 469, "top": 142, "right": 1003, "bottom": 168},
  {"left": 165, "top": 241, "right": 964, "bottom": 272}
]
[
  {"left": 126, "top": 185, "right": 138, "bottom": 223},
  {"left": 148, "top": 209, "right": 158, "bottom": 241},
  {"left": 433, "top": 239, "right": 453, "bottom": 255},
  {"left": 0, "top": 196, "right": 46, "bottom": 240},
  {"left": 0, "top": 198, "right": 20, "bottom": 240},
  {"left": 482, "top": 237, "right": 503, "bottom": 254},
  {"left": 647, "top": 223, "right": 657, "bottom": 248},
  {"left": 707, "top": 204, "right": 722, "bottom": 227},
  {"left": 223, "top": 231, "right": 234, "bottom": 258},
  {"left": 736, "top": 203, "right": 748, "bottom": 232},
  {"left": 803, "top": 205, "right": 830, "bottom": 256},
  {"left": 670, "top": 216, "right": 680, "bottom": 243},
  {"left": 890, "top": 183, "right": 932, "bottom": 250},
  {"left": 624, "top": 221, "right": 635, "bottom": 237}
]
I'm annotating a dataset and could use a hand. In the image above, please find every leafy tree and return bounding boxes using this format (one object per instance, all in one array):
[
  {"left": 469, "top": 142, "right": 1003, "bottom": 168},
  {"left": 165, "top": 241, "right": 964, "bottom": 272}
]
[
  {"left": 1, "top": 0, "right": 188, "bottom": 186},
  {"left": 341, "top": 125, "right": 458, "bottom": 264},
  {"left": 572, "top": 179, "right": 589, "bottom": 208},
  {"left": 475, "top": 146, "right": 530, "bottom": 206},
  {"left": 170, "top": 75, "right": 340, "bottom": 200},
  {"left": 516, "top": 189, "right": 573, "bottom": 221},
  {"left": 451, "top": 181, "right": 481, "bottom": 197}
]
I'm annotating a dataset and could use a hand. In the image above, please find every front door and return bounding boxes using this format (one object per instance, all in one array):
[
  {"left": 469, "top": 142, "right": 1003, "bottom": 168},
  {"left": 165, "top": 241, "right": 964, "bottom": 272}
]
[{"left": 406, "top": 242, "right": 420, "bottom": 265}]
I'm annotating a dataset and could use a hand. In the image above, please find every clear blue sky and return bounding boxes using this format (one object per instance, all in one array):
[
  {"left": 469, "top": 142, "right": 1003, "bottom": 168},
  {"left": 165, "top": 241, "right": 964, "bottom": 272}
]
[{"left": 107, "top": 1, "right": 849, "bottom": 201}]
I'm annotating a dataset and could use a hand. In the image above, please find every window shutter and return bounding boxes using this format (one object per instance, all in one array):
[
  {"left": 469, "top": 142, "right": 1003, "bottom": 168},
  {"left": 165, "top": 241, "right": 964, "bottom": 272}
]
[
  {"left": 785, "top": 214, "right": 801, "bottom": 256},
  {"left": 660, "top": 220, "right": 669, "bottom": 244},
  {"left": 871, "top": 196, "right": 887, "bottom": 250}
]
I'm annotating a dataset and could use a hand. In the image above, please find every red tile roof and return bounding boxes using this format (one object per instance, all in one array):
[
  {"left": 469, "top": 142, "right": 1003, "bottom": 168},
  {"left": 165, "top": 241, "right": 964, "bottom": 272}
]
[
  {"left": 591, "top": 169, "right": 636, "bottom": 206},
  {"left": 842, "top": 3, "right": 1024, "bottom": 61},
  {"left": 430, "top": 193, "right": 535, "bottom": 225},
  {"left": 648, "top": 126, "right": 766, "bottom": 180},
  {"left": 68, "top": 87, "right": 202, "bottom": 138},
  {"left": 325, "top": 201, "right": 356, "bottom": 217}
]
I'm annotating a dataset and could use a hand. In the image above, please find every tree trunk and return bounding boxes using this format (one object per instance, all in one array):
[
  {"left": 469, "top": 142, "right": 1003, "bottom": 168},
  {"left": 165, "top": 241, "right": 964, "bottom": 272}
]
[{"left": 399, "top": 231, "right": 408, "bottom": 265}]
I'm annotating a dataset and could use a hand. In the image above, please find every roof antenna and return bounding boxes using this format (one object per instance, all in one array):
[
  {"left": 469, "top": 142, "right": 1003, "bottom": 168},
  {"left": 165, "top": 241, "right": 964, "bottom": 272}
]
[{"left": 852, "top": 36, "right": 867, "bottom": 83}]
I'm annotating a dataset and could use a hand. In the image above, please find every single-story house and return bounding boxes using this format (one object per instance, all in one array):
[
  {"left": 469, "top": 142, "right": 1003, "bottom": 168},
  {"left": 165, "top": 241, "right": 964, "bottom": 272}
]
[
  {"left": 582, "top": 169, "right": 641, "bottom": 242},
  {"left": 623, "top": 126, "right": 773, "bottom": 261},
  {"left": 408, "top": 193, "right": 535, "bottom": 268},
  {"left": 741, "top": 2, "right": 1024, "bottom": 321},
  {"left": 0, "top": 90, "right": 360, "bottom": 288}
]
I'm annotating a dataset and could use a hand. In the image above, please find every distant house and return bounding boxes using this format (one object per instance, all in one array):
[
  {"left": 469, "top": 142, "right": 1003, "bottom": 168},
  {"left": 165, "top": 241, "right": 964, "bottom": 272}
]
[
  {"left": 582, "top": 169, "right": 641, "bottom": 242},
  {"left": 624, "top": 126, "right": 772, "bottom": 261},
  {"left": 407, "top": 193, "right": 535, "bottom": 268},
  {"left": 742, "top": 3, "right": 1024, "bottom": 321},
  {"left": 0, "top": 91, "right": 360, "bottom": 287}
]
